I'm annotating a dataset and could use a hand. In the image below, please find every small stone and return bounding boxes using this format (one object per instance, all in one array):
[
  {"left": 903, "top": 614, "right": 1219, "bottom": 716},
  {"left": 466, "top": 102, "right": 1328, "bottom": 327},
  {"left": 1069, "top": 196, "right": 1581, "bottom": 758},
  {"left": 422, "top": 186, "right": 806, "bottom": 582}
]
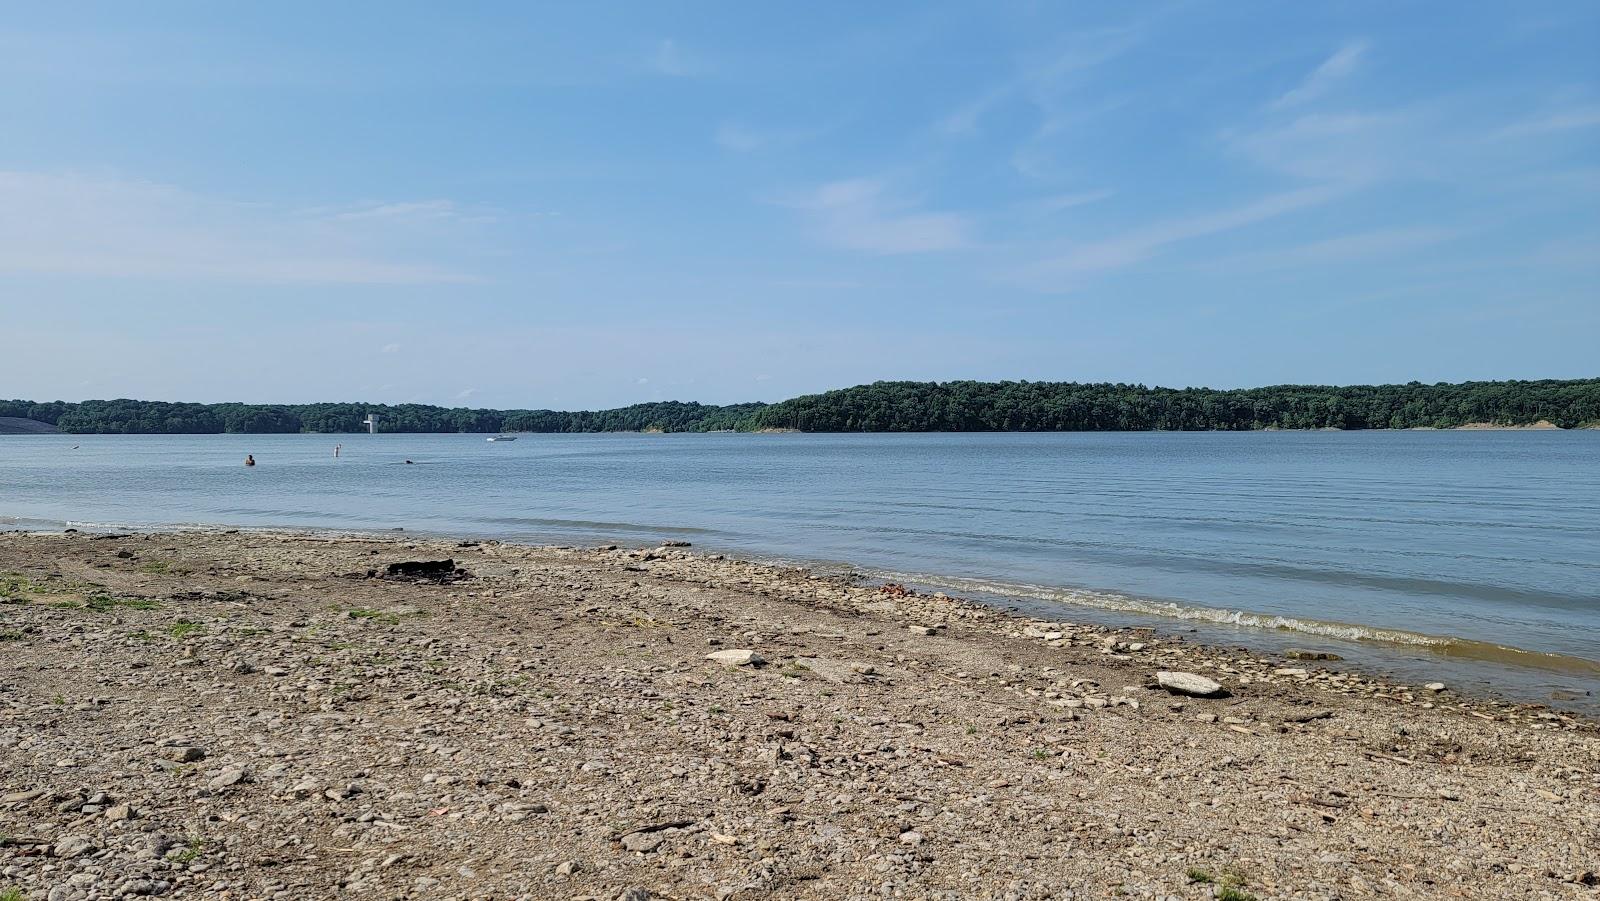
[
  {"left": 706, "top": 649, "right": 765, "bottom": 667},
  {"left": 616, "top": 888, "right": 652, "bottom": 901},
  {"left": 899, "top": 830, "right": 924, "bottom": 846},
  {"left": 1273, "top": 667, "right": 1310, "bottom": 677},
  {"left": 1285, "top": 649, "right": 1343, "bottom": 661},
  {"left": 1425, "top": 682, "right": 1446, "bottom": 692},
  {"left": 908, "top": 625, "right": 942, "bottom": 636},
  {"left": 160, "top": 746, "right": 206, "bottom": 763},
  {"left": 208, "top": 767, "right": 247, "bottom": 790},
  {"left": 53, "top": 834, "right": 97, "bottom": 858},
  {"left": 555, "top": 860, "right": 581, "bottom": 876},
  {"left": 622, "top": 831, "right": 666, "bottom": 853},
  {"left": 1156, "top": 672, "right": 1227, "bottom": 698},
  {"left": 105, "top": 803, "right": 139, "bottom": 821},
  {"left": 795, "top": 657, "right": 861, "bottom": 684}
]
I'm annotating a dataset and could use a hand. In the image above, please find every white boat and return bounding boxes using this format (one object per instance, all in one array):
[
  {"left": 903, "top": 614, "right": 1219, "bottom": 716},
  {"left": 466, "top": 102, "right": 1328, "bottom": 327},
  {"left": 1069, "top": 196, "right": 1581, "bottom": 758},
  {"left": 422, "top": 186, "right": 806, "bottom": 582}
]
[{"left": 486, "top": 434, "right": 518, "bottom": 442}]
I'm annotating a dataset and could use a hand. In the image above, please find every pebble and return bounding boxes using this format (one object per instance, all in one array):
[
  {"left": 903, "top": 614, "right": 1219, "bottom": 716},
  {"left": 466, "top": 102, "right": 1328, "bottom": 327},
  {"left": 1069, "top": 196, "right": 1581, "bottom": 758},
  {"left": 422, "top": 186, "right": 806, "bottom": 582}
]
[
  {"left": 53, "top": 835, "right": 97, "bottom": 858},
  {"left": 1156, "top": 671, "right": 1226, "bottom": 698}
]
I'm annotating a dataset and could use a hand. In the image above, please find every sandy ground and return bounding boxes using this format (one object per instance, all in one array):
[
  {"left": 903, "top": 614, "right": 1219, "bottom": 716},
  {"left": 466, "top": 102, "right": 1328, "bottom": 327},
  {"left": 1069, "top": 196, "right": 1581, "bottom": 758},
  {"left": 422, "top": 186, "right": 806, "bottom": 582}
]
[{"left": 1, "top": 530, "right": 1596, "bottom": 901}]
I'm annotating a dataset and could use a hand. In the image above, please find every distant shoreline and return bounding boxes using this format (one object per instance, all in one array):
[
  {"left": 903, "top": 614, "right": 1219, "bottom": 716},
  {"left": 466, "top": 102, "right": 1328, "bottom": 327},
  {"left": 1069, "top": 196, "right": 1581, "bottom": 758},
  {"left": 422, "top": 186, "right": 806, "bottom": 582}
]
[{"left": 6, "top": 377, "right": 1598, "bottom": 434}]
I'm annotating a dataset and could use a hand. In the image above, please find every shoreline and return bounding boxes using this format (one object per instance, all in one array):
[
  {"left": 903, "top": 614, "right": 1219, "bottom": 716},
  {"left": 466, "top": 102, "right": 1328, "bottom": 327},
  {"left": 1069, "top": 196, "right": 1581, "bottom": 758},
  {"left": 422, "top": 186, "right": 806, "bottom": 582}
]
[
  {"left": 11, "top": 518, "right": 1599, "bottom": 715},
  {"left": 1, "top": 528, "right": 1597, "bottom": 898}
]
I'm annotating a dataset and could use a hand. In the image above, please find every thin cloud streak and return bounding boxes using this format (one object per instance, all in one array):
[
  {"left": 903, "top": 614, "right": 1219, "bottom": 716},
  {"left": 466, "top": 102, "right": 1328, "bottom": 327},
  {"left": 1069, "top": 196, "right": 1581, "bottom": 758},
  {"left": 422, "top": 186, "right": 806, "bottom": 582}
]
[
  {"left": 0, "top": 171, "right": 482, "bottom": 285},
  {"left": 1270, "top": 39, "right": 1369, "bottom": 109},
  {"left": 1493, "top": 106, "right": 1600, "bottom": 139},
  {"left": 1015, "top": 185, "right": 1345, "bottom": 288},
  {"left": 780, "top": 178, "right": 971, "bottom": 255},
  {"left": 1198, "top": 226, "right": 1466, "bottom": 271},
  {"left": 937, "top": 25, "right": 1145, "bottom": 137}
]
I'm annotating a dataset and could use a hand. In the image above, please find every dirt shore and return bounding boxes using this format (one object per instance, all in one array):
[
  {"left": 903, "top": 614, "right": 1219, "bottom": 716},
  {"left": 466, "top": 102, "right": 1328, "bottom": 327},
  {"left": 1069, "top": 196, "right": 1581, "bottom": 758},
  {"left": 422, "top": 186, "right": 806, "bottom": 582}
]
[{"left": 1, "top": 530, "right": 1596, "bottom": 900}]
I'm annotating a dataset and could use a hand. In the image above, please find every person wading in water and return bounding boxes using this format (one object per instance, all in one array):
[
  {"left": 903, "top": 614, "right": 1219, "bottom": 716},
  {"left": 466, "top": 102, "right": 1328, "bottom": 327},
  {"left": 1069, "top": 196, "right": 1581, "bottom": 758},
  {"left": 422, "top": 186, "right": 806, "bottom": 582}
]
[{"left": 244, "top": 455, "right": 256, "bottom": 467}]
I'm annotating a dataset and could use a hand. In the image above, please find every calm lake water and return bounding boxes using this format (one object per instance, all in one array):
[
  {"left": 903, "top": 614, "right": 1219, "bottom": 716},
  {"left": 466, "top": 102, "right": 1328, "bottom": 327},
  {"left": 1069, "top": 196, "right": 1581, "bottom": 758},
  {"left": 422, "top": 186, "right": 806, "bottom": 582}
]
[{"left": 3, "top": 431, "right": 1598, "bottom": 709}]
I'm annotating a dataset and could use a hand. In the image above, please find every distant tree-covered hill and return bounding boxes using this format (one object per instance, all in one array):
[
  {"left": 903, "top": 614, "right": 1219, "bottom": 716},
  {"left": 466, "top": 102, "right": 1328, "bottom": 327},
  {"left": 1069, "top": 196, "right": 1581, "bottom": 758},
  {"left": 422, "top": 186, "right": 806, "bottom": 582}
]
[
  {"left": 3, "top": 379, "right": 1597, "bottom": 434},
  {"left": 746, "top": 379, "right": 1600, "bottom": 431}
]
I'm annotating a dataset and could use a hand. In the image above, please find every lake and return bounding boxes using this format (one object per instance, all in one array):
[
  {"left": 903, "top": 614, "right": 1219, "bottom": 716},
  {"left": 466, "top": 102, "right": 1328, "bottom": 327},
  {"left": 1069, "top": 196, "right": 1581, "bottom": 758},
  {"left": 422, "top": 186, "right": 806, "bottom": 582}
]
[{"left": 3, "top": 431, "right": 1597, "bottom": 709}]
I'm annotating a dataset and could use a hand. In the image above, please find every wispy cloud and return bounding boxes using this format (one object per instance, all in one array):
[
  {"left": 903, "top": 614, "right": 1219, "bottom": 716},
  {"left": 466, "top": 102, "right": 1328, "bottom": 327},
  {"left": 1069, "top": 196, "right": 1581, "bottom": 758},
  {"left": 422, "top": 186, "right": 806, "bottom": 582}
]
[
  {"left": 779, "top": 179, "right": 971, "bottom": 255},
  {"left": 715, "top": 123, "right": 768, "bottom": 153},
  {"left": 1493, "top": 105, "right": 1600, "bottom": 139},
  {"left": 0, "top": 171, "right": 481, "bottom": 285},
  {"left": 1227, "top": 110, "right": 1414, "bottom": 184},
  {"left": 331, "top": 200, "right": 468, "bottom": 222},
  {"left": 1201, "top": 225, "right": 1465, "bottom": 271},
  {"left": 381, "top": 343, "right": 402, "bottom": 354},
  {"left": 1270, "top": 39, "right": 1369, "bottom": 109},
  {"left": 714, "top": 118, "right": 842, "bottom": 154},
  {"left": 1023, "top": 189, "right": 1115, "bottom": 215},
  {"left": 651, "top": 39, "right": 699, "bottom": 77},
  {"left": 1015, "top": 185, "right": 1343, "bottom": 288},
  {"left": 937, "top": 26, "right": 1143, "bottom": 137},
  {"left": 1515, "top": 234, "right": 1600, "bottom": 268}
]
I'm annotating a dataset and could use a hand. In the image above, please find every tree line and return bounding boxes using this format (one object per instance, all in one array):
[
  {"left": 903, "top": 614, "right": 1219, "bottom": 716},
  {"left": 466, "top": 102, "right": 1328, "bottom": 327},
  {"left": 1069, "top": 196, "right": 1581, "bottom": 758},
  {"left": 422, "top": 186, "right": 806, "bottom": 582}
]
[
  {"left": 746, "top": 379, "right": 1600, "bottom": 431},
  {"left": 3, "top": 379, "right": 1596, "bottom": 434},
  {"left": 0, "top": 398, "right": 768, "bottom": 435}
]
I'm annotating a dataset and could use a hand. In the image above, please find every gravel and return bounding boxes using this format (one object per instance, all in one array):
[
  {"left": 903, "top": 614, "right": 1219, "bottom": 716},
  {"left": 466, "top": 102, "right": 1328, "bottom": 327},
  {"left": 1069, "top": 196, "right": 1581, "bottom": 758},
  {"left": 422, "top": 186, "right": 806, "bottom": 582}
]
[{"left": 0, "top": 529, "right": 1596, "bottom": 899}]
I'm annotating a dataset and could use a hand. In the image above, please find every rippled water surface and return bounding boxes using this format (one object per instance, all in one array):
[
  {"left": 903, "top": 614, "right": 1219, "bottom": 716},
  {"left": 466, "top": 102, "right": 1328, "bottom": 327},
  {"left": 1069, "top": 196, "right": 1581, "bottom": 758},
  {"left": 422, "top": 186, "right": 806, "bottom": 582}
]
[{"left": 3, "top": 431, "right": 1597, "bottom": 707}]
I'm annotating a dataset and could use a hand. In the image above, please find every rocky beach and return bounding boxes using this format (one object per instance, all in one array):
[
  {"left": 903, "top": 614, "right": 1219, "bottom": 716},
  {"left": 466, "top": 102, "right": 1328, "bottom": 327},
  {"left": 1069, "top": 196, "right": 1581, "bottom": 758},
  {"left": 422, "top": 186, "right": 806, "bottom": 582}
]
[{"left": 1, "top": 529, "right": 1596, "bottom": 900}]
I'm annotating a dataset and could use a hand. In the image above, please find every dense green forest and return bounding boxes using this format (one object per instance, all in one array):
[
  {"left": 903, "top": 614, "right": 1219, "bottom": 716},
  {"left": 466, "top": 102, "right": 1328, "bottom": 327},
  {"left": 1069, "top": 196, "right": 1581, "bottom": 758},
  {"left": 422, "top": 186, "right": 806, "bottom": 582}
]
[
  {"left": 3, "top": 379, "right": 1597, "bottom": 434},
  {"left": 748, "top": 379, "right": 1600, "bottom": 431},
  {"left": 0, "top": 398, "right": 766, "bottom": 435}
]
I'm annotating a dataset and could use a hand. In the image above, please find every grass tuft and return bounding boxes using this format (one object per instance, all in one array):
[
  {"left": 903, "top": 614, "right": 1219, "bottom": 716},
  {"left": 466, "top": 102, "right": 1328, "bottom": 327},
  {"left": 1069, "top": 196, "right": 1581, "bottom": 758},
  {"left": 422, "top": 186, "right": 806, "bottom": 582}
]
[
  {"left": 86, "top": 594, "right": 160, "bottom": 612},
  {"left": 169, "top": 619, "right": 203, "bottom": 639},
  {"left": 172, "top": 835, "right": 204, "bottom": 863}
]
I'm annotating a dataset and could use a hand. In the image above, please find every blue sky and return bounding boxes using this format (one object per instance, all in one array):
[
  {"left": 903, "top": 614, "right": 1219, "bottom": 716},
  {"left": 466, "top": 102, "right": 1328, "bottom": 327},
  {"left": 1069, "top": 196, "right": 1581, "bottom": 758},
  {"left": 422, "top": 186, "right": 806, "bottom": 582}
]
[{"left": 1, "top": 1, "right": 1596, "bottom": 409}]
